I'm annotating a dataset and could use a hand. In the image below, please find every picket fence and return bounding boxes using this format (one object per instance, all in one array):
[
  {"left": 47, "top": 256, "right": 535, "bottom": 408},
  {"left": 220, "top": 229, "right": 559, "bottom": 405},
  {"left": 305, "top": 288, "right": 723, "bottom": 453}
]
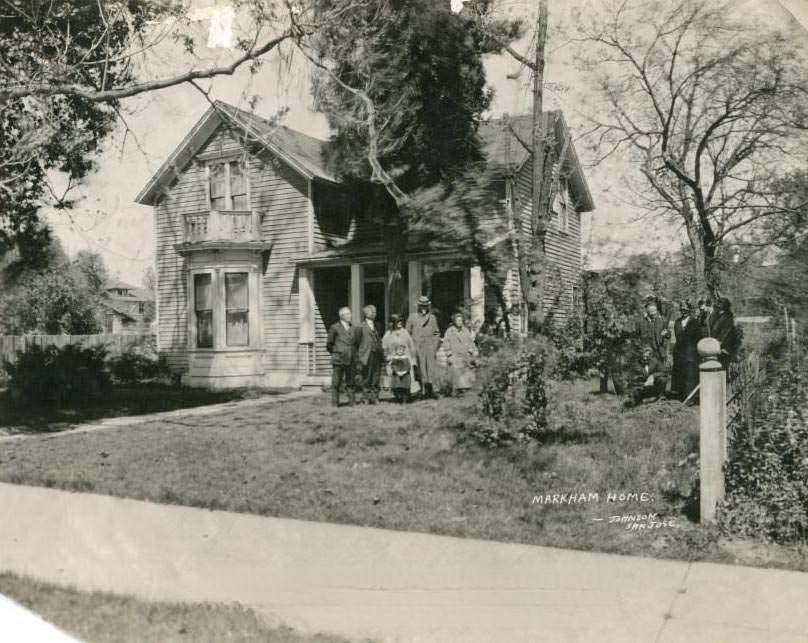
[{"left": 0, "top": 334, "right": 153, "bottom": 366}]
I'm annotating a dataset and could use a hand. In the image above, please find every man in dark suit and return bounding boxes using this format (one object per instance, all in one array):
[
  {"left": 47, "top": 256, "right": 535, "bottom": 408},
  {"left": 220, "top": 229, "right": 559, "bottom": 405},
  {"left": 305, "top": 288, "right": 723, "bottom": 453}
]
[
  {"left": 326, "top": 306, "right": 357, "bottom": 407},
  {"left": 355, "top": 304, "right": 384, "bottom": 404},
  {"left": 638, "top": 298, "right": 670, "bottom": 363},
  {"left": 672, "top": 300, "right": 703, "bottom": 403},
  {"left": 627, "top": 346, "right": 668, "bottom": 407}
]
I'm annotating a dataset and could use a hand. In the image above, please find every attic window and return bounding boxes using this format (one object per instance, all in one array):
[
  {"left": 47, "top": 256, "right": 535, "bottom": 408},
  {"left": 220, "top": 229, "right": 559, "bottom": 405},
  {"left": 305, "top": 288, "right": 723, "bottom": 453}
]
[
  {"left": 209, "top": 160, "right": 248, "bottom": 211},
  {"left": 552, "top": 179, "right": 572, "bottom": 234}
]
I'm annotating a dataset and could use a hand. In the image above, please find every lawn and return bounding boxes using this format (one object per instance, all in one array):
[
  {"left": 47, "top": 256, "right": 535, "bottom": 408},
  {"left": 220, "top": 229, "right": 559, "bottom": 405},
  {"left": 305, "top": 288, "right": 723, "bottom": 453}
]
[
  {"left": 0, "top": 572, "right": 360, "bottom": 643},
  {"left": 0, "top": 379, "right": 805, "bottom": 570},
  {"left": 0, "top": 383, "right": 289, "bottom": 435}
]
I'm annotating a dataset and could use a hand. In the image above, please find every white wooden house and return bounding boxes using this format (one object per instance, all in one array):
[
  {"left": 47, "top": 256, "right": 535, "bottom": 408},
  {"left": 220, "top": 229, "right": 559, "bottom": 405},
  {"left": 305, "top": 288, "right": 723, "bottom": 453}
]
[{"left": 136, "top": 102, "right": 594, "bottom": 388}]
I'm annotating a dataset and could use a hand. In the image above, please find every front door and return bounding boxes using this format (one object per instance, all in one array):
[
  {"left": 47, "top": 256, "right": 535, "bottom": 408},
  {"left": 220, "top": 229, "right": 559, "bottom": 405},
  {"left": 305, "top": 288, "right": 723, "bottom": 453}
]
[{"left": 430, "top": 270, "right": 465, "bottom": 334}]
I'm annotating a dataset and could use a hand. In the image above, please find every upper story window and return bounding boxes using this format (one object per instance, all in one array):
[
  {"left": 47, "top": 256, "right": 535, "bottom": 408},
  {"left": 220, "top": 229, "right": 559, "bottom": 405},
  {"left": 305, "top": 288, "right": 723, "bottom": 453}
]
[
  {"left": 209, "top": 160, "right": 248, "bottom": 211},
  {"left": 552, "top": 179, "right": 572, "bottom": 234}
]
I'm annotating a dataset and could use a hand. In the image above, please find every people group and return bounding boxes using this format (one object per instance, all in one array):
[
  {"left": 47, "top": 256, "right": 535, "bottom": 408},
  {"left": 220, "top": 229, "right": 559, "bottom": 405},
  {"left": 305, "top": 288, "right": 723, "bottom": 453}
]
[
  {"left": 325, "top": 296, "right": 479, "bottom": 407},
  {"left": 627, "top": 294, "right": 741, "bottom": 408}
]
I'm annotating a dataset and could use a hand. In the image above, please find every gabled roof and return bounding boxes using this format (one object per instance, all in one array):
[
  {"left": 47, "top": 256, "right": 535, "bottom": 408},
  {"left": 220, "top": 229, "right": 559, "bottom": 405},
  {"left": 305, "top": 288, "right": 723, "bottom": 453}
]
[
  {"left": 137, "top": 101, "right": 594, "bottom": 212},
  {"left": 135, "top": 101, "right": 336, "bottom": 206},
  {"left": 479, "top": 112, "right": 595, "bottom": 213},
  {"left": 100, "top": 300, "right": 136, "bottom": 321}
]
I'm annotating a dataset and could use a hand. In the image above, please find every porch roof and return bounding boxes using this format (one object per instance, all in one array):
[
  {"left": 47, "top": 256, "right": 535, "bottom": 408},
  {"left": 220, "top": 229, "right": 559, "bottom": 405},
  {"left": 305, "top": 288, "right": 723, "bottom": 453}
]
[{"left": 294, "top": 240, "right": 466, "bottom": 266}]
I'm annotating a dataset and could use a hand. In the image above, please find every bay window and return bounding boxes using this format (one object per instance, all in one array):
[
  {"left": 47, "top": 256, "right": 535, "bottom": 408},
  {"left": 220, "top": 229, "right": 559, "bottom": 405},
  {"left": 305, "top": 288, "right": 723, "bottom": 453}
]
[{"left": 189, "top": 266, "right": 259, "bottom": 351}]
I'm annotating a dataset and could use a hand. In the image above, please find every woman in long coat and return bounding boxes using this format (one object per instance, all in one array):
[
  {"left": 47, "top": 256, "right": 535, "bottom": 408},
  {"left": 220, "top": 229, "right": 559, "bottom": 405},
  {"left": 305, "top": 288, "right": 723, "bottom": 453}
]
[
  {"left": 671, "top": 301, "right": 703, "bottom": 402},
  {"left": 708, "top": 297, "right": 741, "bottom": 369},
  {"left": 406, "top": 295, "right": 441, "bottom": 398},
  {"left": 442, "top": 312, "right": 478, "bottom": 396}
]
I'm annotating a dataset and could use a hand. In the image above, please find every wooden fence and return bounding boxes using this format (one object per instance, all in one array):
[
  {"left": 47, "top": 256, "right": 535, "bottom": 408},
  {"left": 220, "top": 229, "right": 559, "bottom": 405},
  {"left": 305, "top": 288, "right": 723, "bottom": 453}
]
[{"left": 0, "top": 334, "right": 153, "bottom": 366}]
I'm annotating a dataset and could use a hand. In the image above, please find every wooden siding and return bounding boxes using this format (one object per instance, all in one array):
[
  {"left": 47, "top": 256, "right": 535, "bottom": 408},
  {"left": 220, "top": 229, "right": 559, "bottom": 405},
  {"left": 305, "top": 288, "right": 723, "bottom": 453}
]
[
  {"left": 512, "top": 158, "right": 582, "bottom": 327},
  {"left": 251, "top": 150, "right": 309, "bottom": 376}
]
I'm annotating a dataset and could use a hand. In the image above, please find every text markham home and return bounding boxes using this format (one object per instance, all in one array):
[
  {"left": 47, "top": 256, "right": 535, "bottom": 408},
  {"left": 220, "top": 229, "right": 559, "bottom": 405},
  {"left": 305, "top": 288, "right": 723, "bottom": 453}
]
[{"left": 136, "top": 101, "right": 594, "bottom": 388}]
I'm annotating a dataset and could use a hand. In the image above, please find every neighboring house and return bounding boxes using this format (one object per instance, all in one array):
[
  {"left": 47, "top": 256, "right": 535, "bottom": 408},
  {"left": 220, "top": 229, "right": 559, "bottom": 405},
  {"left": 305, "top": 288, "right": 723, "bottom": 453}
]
[
  {"left": 102, "top": 280, "right": 154, "bottom": 335},
  {"left": 136, "top": 101, "right": 595, "bottom": 388}
]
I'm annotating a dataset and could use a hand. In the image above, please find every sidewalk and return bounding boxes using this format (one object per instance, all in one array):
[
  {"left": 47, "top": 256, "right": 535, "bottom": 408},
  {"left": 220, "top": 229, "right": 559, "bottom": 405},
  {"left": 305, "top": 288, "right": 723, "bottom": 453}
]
[
  {"left": 0, "top": 483, "right": 806, "bottom": 643},
  {"left": 0, "top": 389, "right": 319, "bottom": 443}
]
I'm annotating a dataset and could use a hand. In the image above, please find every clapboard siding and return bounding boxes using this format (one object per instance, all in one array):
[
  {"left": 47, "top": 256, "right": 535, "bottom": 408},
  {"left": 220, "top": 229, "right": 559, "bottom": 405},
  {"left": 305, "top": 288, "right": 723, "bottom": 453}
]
[
  {"left": 513, "top": 158, "right": 582, "bottom": 326},
  {"left": 251, "top": 151, "right": 309, "bottom": 375}
]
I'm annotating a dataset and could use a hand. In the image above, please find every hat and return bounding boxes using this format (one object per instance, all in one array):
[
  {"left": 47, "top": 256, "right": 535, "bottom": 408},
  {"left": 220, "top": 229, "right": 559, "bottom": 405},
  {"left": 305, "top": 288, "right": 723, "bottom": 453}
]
[{"left": 417, "top": 295, "right": 431, "bottom": 306}]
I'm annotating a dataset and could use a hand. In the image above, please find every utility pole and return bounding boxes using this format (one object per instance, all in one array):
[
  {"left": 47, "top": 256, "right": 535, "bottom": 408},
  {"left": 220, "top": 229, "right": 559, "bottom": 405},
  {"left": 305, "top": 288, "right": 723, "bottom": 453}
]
[{"left": 530, "top": 0, "right": 549, "bottom": 332}]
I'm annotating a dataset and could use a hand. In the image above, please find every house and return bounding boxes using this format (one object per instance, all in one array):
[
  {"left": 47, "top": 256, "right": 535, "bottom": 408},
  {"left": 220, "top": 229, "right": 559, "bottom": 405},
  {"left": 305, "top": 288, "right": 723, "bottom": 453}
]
[
  {"left": 101, "top": 280, "right": 155, "bottom": 334},
  {"left": 135, "top": 101, "right": 594, "bottom": 388}
]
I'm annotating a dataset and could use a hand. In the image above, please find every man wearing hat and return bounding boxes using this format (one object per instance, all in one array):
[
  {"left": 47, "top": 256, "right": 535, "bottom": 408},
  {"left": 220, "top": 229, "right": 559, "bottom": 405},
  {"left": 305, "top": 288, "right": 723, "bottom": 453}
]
[{"left": 406, "top": 295, "right": 441, "bottom": 398}]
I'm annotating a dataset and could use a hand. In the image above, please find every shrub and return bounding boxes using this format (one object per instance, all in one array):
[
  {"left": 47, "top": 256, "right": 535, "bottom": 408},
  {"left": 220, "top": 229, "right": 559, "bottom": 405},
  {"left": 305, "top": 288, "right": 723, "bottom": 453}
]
[
  {"left": 475, "top": 335, "right": 557, "bottom": 445},
  {"left": 718, "top": 355, "right": 808, "bottom": 544},
  {"left": 108, "top": 340, "right": 170, "bottom": 384},
  {"left": 3, "top": 344, "right": 111, "bottom": 407}
]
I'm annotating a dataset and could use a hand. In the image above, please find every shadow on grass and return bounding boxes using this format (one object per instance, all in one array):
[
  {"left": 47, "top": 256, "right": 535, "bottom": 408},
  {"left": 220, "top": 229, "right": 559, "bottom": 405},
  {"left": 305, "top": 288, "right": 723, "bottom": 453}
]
[
  {"left": 535, "top": 427, "right": 609, "bottom": 446},
  {"left": 0, "top": 383, "right": 289, "bottom": 435}
]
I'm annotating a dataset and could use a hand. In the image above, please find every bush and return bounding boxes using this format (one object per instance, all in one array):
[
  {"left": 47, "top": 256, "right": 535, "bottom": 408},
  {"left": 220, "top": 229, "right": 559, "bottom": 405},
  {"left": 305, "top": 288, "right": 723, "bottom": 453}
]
[
  {"left": 475, "top": 335, "right": 557, "bottom": 445},
  {"left": 3, "top": 344, "right": 111, "bottom": 407},
  {"left": 108, "top": 340, "right": 170, "bottom": 385},
  {"left": 718, "top": 355, "right": 808, "bottom": 544}
]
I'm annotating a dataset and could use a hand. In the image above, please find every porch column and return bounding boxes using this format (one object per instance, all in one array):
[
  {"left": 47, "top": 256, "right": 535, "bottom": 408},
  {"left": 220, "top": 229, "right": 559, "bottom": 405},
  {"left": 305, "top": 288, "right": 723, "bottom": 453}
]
[
  {"left": 298, "top": 267, "right": 315, "bottom": 343},
  {"left": 350, "top": 264, "right": 363, "bottom": 323},
  {"left": 407, "top": 260, "right": 422, "bottom": 315},
  {"left": 469, "top": 266, "right": 484, "bottom": 330}
]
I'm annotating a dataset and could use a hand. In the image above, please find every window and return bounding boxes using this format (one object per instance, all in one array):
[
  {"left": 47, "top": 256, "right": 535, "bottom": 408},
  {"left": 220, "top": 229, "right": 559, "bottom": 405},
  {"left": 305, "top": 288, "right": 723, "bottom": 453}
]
[
  {"left": 194, "top": 273, "right": 214, "bottom": 348},
  {"left": 553, "top": 180, "right": 571, "bottom": 233},
  {"left": 208, "top": 160, "right": 248, "bottom": 211},
  {"left": 138, "top": 302, "right": 145, "bottom": 315},
  {"left": 225, "top": 272, "right": 249, "bottom": 346}
]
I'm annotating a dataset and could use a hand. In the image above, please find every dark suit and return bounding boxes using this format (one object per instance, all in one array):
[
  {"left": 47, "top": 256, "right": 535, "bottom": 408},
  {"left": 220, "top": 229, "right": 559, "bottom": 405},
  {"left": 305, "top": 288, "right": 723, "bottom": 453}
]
[
  {"left": 708, "top": 311, "right": 740, "bottom": 368},
  {"left": 355, "top": 320, "right": 383, "bottom": 403},
  {"left": 638, "top": 314, "right": 669, "bottom": 363},
  {"left": 630, "top": 356, "right": 668, "bottom": 406},
  {"left": 672, "top": 316, "right": 703, "bottom": 400},
  {"left": 326, "top": 320, "right": 356, "bottom": 406}
]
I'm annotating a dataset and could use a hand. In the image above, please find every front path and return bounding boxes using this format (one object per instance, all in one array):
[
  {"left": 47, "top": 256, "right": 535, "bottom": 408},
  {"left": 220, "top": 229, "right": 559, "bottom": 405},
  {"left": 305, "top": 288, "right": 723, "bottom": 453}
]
[{"left": 0, "top": 483, "right": 805, "bottom": 643}]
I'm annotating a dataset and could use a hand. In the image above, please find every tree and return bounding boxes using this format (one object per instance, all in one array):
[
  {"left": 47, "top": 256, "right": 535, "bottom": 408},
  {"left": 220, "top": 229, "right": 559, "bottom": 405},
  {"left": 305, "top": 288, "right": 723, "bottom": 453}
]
[
  {"left": 70, "top": 250, "right": 109, "bottom": 298},
  {"left": 0, "top": 269, "right": 101, "bottom": 335},
  {"left": 1, "top": 0, "right": 317, "bottom": 255},
  {"left": 573, "top": 0, "right": 808, "bottom": 296},
  {"left": 296, "top": 0, "right": 514, "bottom": 316}
]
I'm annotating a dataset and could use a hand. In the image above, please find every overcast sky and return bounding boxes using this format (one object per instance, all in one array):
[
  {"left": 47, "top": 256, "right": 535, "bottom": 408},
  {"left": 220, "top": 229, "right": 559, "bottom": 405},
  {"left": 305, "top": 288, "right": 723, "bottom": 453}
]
[{"left": 44, "top": 0, "right": 808, "bottom": 286}]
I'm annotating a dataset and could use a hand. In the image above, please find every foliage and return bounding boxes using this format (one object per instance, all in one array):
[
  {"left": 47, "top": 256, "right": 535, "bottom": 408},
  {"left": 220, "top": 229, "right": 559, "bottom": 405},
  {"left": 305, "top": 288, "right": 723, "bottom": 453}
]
[
  {"left": 475, "top": 335, "right": 557, "bottom": 445},
  {"left": 0, "top": 267, "right": 102, "bottom": 334},
  {"left": 107, "top": 339, "right": 171, "bottom": 385},
  {"left": 573, "top": 0, "right": 808, "bottom": 295},
  {"left": 3, "top": 344, "right": 111, "bottom": 408},
  {"left": 719, "top": 356, "right": 808, "bottom": 544}
]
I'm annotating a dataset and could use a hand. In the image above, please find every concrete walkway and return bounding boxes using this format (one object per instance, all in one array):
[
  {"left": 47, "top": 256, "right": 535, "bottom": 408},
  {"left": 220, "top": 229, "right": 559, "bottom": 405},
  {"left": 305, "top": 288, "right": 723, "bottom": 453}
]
[
  {"left": 0, "top": 389, "right": 319, "bottom": 442},
  {"left": 0, "top": 483, "right": 806, "bottom": 643}
]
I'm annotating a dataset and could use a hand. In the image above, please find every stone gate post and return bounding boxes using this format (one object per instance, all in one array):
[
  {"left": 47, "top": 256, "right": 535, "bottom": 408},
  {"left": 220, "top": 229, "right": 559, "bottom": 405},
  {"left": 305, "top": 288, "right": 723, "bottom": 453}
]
[{"left": 697, "top": 337, "right": 727, "bottom": 524}]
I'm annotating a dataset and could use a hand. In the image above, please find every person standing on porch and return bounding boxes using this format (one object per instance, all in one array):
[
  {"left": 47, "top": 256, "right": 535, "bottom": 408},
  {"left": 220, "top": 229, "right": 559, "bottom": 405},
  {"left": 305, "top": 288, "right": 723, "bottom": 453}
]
[
  {"left": 406, "top": 295, "right": 441, "bottom": 399},
  {"left": 443, "top": 312, "right": 478, "bottom": 397},
  {"left": 355, "top": 304, "right": 384, "bottom": 404},
  {"left": 326, "top": 306, "right": 357, "bottom": 407}
]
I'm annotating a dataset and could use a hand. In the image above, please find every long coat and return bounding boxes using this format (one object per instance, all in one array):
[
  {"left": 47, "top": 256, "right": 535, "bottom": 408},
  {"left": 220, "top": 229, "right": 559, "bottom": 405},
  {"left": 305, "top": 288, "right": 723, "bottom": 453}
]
[
  {"left": 406, "top": 311, "right": 440, "bottom": 384},
  {"left": 443, "top": 325, "right": 477, "bottom": 390},
  {"left": 672, "top": 316, "right": 702, "bottom": 398}
]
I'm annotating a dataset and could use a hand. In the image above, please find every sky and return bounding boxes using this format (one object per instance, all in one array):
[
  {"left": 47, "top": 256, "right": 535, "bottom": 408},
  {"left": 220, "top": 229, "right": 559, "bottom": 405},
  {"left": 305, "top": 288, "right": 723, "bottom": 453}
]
[{"left": 44, "top": 0, "right": 808, "bottom": 286}]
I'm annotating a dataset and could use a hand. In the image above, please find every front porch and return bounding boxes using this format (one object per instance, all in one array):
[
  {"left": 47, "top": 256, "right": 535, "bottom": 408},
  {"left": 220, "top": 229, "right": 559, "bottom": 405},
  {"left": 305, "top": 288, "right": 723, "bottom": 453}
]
[{"left": 296, "top": 251, "right": 486, "bottom": 384}]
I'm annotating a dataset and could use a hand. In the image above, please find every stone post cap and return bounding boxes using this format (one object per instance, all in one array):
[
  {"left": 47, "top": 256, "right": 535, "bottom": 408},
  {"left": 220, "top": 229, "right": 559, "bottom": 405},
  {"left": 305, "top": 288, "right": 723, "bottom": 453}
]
[{"left": 697, "top": 337, "right": 721, "bottom": 359}]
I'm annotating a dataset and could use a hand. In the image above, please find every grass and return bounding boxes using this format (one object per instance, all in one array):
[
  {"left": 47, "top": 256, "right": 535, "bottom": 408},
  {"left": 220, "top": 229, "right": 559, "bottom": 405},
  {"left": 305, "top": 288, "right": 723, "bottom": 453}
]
[
  {"left": 0, "top": 382, "right": 290, "bottom": 435},
  {"left": 0, "top": 379, "right": 805, "bottom": 570},
  {"left": 0, "top": 572, "right": 358, "bottom": 643}
]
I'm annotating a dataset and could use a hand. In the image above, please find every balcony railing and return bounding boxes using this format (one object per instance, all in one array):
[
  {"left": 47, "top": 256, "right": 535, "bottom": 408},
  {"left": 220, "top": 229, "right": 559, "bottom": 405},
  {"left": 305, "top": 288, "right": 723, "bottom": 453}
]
[{"left": 183, "top": 210, "right": 261, "bottom": 243}]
